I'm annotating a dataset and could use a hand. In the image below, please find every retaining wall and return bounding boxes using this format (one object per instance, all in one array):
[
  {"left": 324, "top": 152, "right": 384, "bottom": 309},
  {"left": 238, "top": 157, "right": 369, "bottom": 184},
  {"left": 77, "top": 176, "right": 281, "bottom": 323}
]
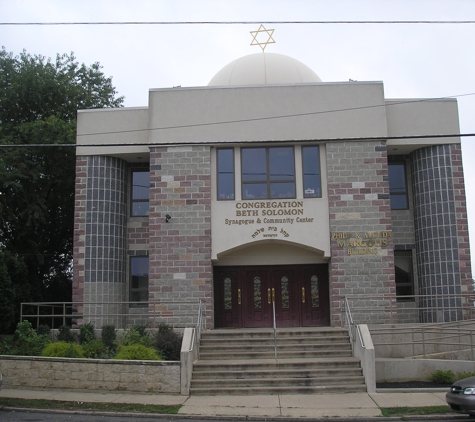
[{"left": 0, "top": 355, "right": 180, "bottom": 393}]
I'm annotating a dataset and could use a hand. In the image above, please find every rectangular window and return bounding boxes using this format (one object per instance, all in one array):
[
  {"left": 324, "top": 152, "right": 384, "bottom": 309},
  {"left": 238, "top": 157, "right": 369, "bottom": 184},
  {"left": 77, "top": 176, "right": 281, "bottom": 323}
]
[
  {"left": 242, "top": 147, "right": 295, "bottom": 199},
  {"left": 388, "top": 162, "right": 408, "bottom": 209},
  {"left": 131, "top": 170, "right": 150, "bottom": 216},
  {"left": 130, "top": 256, "right": 149, "bottom": 305},
  {"left": 302, "top": 146, "right": 322, "bottom": 198},
  {"left": 217, "top": 148, "right": 235, "bottom": 200},
  {"left": 395, "top": 250, "right": 414, "bottom": 301}
]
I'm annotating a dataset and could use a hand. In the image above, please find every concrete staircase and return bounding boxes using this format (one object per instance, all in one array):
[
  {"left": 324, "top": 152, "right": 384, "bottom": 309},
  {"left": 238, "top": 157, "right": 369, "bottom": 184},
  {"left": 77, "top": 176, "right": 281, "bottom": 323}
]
[{"left": 190, "top": 327, "right": 366, "bottom": 395}]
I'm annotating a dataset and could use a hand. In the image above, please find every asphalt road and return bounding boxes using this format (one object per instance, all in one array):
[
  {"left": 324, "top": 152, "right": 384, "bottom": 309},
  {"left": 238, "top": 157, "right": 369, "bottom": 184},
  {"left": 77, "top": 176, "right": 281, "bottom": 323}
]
[{"left": 0, "top": 410, "right": 472, "bottom": 422}]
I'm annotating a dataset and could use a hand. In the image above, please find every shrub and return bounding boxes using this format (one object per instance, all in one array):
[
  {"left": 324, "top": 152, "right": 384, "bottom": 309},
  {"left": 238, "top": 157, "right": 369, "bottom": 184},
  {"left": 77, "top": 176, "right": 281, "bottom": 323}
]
[
  {"left": 153, "top": 324, "right": 183, "bottom": 361},
  {"left": 12, "top": 321, "right": 50, "bottom": 356},
  {"left": 101, "top": 324, "right": 116, "bottom": 349},
  {"left": 429, "top": 369, "right": 455, "bottom": 384},
  {"left": 114, "top": 344, "right": 161, "bottom": 360},
  {"left": 82, "top": 339, "right": 113, "bottom": 359},
  {"left": 57, "top": 325, "right": 75, "bottom": 343},
  {"left": 457, "top": 371, "right": 475, "bottom": 380},
  {"left": 42, "top": 341, "right": 84, "bottom": 358},
  {"left": 120, "top": 324, "right": 152, "bottom": 347},
  {"left": 36, "top": 324, "right": 51, "bottom": 336},
  {"left": 79, "top": 323, "right": 95, "bottom": 344}
]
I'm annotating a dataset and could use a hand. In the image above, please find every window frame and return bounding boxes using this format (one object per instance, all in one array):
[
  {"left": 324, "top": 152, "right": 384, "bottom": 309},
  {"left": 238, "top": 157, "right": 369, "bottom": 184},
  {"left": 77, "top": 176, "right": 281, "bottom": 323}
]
[
  {"left": 129, "top": 255, "right": 149, "bottom": 306},
  {"left": 388, "top": 160, "right": 409, "bottom": 210},
  {"left": 394, "top": 250, "right": 414, "bottom": 302},
  {"left": 301, "top": 145, "right": 322, "bottom": 198},
  {"left": 241, "top": 146, "right": 296, "bottom": 200},
  {"left": 216, "top": 148, "right": 235, "bottom": 201},
  {"left": 131, "top": 169, "right": 150, "bottom": 217}
]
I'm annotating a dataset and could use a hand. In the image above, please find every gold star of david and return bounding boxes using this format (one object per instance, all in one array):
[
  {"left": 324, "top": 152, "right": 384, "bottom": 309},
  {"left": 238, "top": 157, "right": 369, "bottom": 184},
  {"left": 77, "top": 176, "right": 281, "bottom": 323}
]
[{"left": 250, "top": 24, "right": 275, "bottom": 52}]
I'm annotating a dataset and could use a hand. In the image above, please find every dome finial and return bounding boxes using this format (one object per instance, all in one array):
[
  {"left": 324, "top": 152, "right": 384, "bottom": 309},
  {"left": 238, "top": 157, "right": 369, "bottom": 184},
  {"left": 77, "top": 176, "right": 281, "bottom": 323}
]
[{"left": 250, "top": 24, "right": 276, "bottom": 52}]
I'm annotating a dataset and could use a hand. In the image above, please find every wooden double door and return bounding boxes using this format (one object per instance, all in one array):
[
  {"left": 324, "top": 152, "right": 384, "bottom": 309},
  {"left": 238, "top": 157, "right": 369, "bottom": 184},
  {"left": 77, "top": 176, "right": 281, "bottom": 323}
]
[{"left": 214, "top": 264, "right": 329, "bottom": 328}]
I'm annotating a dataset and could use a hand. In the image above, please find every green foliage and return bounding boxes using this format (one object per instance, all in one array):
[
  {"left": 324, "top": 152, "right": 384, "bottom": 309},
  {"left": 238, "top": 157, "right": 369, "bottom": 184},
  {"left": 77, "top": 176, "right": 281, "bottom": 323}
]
[
  {"left": 79, "top": 323, "right": 95, "bottom": 344},
  {"left": 56, "top": 325, "right": 75, "bottom": 343},
  {"left": 428, "top": 369, "right": 455, "bottom": 384},
  {"left": 101, "top": 324, "right": 116, "bottom": 349},
  {"left": 0, "top": 47, "right": 124, "bottom": 334},
  {"left": 41, "top": 341, "right": 84, "bottom": 358},
  {"left": 36, "top": 324, "right": 51, "bottom": 336},
  {"left": 153, "top": 324, "right": 183, "bottom": 361},
  {"left": 114, "top": 344, "right": 161, "bottom": 361},
  {"left": 120, "top": 325, "right": 152, "bottom": 347},
  {"left": 81, "top": 339, "right": 114, "bottom": 359},
  {"left": 11, "top": 320, "right": 50, "bottom": 356},
  {"left": 457, "top": 371, "right": 475, "bottom": 380}
]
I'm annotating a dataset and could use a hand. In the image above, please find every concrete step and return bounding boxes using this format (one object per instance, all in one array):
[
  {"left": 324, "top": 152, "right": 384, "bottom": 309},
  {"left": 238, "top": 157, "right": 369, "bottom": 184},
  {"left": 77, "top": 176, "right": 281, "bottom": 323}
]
[
  {"left": 193, "top": 357, "right": 362, "bottom": 372},
  {"left": 199, "top": 350, "right": 353, "bottom": 360},
  {"left": 190, "top": 328, "right": 365, "bottom": 395},
  {"left": 191, "top": 375, "right": 365, "bottom": 389},
  {"left": 189, "top": 384, "right": 368, "bottom": 395},
  {"left": 192, "top": 367, "right": 363, "bottom": 379}
]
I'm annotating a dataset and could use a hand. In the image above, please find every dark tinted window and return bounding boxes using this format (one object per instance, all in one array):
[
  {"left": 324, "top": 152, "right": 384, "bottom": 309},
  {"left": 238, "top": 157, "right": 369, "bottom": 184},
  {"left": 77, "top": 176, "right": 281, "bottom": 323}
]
[
  {"left": 302, "top": 146, "right": 321, "bottom": 198},
  {"left": 132, "top": 170, "right": 150, "bottom": 216},
  {"left": 217, "top": 148, "right": 235, "bottom": 200},
  {"left": 388, "top": 163, "right": 408, "bottom": 209}
]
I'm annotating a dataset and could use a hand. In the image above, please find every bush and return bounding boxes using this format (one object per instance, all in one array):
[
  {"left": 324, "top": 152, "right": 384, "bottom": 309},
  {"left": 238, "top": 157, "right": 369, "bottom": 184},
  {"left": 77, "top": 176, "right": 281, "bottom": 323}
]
[
  {"left": 457, "top": 371, "right": 475, "bottom": 380},
  {"left": 79, "top": 323, "right": 95, "bottom": 344},
  {"left": 11, "top": 321, "right": 50, "bottom": 356},
  {"left": 120, "top": 324, "right": 152, "bottom": 347},
  {"left": 42, "top": 341, "right": 84, "bottom": 358},
  {"left": 429, "top": 369, "right": 455, "bottom": 384},
  {"left": 36, "top": 324, "right": 51, "bottom": 336},
  {"left": 153, "top": 324, "right": 182, "bottom": 361},
  {"left": 114, "top": 344, "right": 161, "bottom": 360},
  {"left": 57, "top": 325, "right": 75, "bottom": 343},
  {"left": 82, "top": 339, "right": 113, "bottom": 359},
  {"left": 101, "top": 324, "right": 116, "bottom": 349}
]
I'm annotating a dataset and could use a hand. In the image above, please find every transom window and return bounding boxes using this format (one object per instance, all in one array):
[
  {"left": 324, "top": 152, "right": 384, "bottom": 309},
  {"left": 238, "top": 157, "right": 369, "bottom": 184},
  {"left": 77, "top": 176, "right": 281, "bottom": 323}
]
[
  {"left": 241, "top": 147, "right": 295, "bottom": 199},
  {"left": 131, "top": 170, "right": 150, "bottom": 216}
]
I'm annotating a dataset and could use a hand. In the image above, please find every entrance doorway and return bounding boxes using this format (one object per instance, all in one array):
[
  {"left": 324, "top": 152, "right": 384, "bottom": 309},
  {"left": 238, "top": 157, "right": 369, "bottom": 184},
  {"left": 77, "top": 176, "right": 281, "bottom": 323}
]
[{"left": 214, "top": 264, "right": 329, "bottom": 328}]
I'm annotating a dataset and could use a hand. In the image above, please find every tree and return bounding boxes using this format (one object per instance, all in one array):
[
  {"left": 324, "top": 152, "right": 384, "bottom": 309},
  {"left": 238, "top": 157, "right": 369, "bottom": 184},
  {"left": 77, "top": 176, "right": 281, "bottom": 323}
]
[{"left": 0, "top": 47, "right": 124, "bottom": 333}]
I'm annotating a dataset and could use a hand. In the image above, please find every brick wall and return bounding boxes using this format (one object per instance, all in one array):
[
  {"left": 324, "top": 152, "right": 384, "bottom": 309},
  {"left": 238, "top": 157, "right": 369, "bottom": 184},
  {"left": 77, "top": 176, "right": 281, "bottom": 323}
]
[
  {"left": 327, "top": 140, "right": 397, "bottom": 326},
  {"left": 148, "top": 146, "right": 213, "bottom": 328},
  {"left": 0, "top": 356, "right": 179, "bottom": 393}
]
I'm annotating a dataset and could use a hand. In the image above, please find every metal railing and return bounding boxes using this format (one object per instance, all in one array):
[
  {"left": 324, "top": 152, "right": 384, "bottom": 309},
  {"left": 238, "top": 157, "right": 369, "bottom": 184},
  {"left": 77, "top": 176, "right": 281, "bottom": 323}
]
[
  {"left": 343, "top": 293, "right": 475, "bottom": 324},
  {"left": 20, "top": 300, "right": 204, "bottom": 330},
  {"left": 343, "top": 297, "right": 366, "bottom": 349},
  {"left": 189, "top": 299, "right": 205, "bottom": 358},
  {"left": 370, "top": 321, "right": 475, "bottom": 359},
  {"left": 344, "top": 293, "right": 475, "bottom": 360}
]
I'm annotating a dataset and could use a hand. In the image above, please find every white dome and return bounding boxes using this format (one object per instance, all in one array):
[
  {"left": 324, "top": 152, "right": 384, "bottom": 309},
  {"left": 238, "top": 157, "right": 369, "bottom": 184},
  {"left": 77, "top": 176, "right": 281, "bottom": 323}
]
[{"left": 208, "top": 53, "right": 322, "bottom": 86}]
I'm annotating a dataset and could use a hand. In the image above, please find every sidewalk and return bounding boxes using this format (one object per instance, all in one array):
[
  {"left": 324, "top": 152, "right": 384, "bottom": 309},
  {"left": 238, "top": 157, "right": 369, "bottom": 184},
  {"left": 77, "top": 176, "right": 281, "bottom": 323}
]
[{"left": 0, "top": 387, "right": 452, "bottom": 419}]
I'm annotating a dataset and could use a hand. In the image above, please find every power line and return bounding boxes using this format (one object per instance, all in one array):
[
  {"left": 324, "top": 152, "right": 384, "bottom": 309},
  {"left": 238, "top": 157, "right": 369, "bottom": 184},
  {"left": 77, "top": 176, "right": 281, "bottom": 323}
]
[
  {"left": 2, "top": 20, "right": 475, "bottom": 26},
  {"left": 0, "top": 133, "right": 473, "bottom": 149}
]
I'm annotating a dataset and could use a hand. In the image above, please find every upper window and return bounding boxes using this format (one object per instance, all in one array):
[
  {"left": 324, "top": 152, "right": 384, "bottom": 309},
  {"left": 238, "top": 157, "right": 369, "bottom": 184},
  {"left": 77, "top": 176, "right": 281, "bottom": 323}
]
[
  {"left": 388, "top": 162, "right": 408, "bottom": 210},
  {"left": 217, "top": 148, "right": 235, "bottom": 200},
  {"left": 302, "top": 146, "right": 322, "bottom": 198},
  {"left": 130, "top": 256, "right": 149, "bottom": 305},
  {"left": 241, "top": 147, "right": 295, "bottom": 199},
  {"left": 131, "top": 170, "right": 150, "bottom": 216}
]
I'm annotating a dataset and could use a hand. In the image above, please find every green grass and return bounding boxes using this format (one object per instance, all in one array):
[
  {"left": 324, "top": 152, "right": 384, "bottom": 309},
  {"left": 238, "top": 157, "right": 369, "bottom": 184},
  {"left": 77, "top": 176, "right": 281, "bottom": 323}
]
[
  {"left": 380, "top": 405, "right": 452, "bottom": 417},
  {"left": 0, "top": 397, "right": 181, "bottom": 414}
]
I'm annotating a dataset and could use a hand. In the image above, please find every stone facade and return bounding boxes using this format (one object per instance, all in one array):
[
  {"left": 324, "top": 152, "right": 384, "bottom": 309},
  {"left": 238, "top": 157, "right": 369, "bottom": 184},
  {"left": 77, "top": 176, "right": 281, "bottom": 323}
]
[
  {"left": 0, "top": 356, "right": 180, "bottom": 393},
  {"left": 327, "top": 140, "right": 396, "bottom": 326}
]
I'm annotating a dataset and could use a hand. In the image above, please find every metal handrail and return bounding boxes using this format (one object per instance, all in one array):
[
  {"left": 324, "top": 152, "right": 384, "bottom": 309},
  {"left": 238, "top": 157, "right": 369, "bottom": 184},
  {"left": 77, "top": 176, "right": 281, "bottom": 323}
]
[
  {"left": 343, "top": 297, "right": 366, "bottom": 349},
  {"left": 190, "top": 299, "right": 204, "bottom": 357},
  {"left": 21, "top": 300, "right": 203, "bottom": 329},
  {"left": 273, "top": 301, "right": 277, "bottom": 359}
]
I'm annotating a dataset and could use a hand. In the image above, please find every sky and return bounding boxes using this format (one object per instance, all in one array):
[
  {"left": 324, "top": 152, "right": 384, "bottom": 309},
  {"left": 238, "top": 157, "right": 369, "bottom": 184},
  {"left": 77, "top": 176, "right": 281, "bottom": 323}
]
[{"left": 2, "top": 0, "right": 475, "bottom": 265}]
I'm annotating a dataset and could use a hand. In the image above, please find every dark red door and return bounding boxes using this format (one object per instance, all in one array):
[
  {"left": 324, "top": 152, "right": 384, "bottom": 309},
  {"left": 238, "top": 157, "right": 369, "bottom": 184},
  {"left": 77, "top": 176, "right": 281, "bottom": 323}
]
[
  {"left": 301, "top": 265, "right": 330, "bottom": 326},
  {"left": 214, "top": 264, "right": 329, "bottom": 328},
  {"left": 213, "top": 267, "right": 242, "bottom": 328}
]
